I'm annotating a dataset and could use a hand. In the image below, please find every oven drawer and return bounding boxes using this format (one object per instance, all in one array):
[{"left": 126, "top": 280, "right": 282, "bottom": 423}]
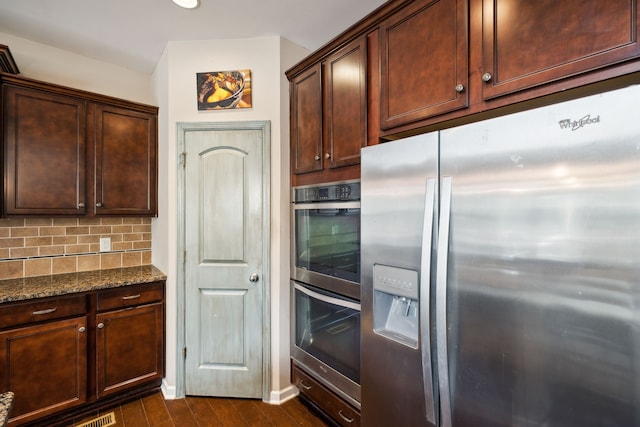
[{"left": 293, "top": 364, "right": 360, "bottom": 427}]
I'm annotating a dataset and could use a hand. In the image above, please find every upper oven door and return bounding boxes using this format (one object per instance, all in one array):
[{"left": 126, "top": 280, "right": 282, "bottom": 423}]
[{"left": 292, "top": 201, "right": 360, "bottom": 300}]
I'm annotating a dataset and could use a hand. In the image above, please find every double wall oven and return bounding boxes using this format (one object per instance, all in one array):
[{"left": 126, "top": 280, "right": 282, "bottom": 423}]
[{"left": 291, "top": 180, "right": 361, "bottom": 408}]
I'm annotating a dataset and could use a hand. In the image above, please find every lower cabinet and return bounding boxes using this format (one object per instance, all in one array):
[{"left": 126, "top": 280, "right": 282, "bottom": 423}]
[
  {"left": 0, "top": 316, "right": 88, "bottom": 425},
  {"left": 96, "top": 301, "right": 164, "bottom": 398},
  {"left": 0, "top": 281, "right": 165, "bottom": 426},
  {"left": 292, "top": 364, "right": 360, "bottom": 427}
]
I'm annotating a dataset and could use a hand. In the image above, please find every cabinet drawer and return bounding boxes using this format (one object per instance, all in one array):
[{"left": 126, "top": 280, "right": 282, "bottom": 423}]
[
  {"left": 293, "top": 365, "right": 360, "bottom": 427},
  {"left": 97, "top": 282, "right": 164, "bottom": 311},
  {"left": 0, "top": 294, "right": 87, "bottom": 330}
]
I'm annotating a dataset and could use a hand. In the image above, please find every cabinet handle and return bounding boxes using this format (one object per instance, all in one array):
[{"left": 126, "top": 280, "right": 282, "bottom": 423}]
[
  {"left": 314, "top": 155, "right": 320, "bottom": 161},
  {"left": 96, "top": 202, "right": 103, "bottom": 208},
  {"left": 325, "top": 153, "right": 331, "bottom": 159},
  {"left": 97, "top": 322, "right": 105, "bottom": 329},
  {"left": 78, "top": 326, "right": 86, "bottom": 333},
  {"left": 482, "top": 72, "right": 493, "bottom": 82},
  {"left": 78, "top": 202, "right": 85, "bottom": 208},
  {"left": 338, "top": 410, "right": 355, "bottom": 423},
  {"left": 455, "top": 84, "right": 465, "bottom": 93},
  {"left": 122, "top": 294, "right": 141, "bottom": 300},
  {"left": 32, "top": 308, "right": 57, "bottom": 315},
  {"left": 298, "top": 380, "right": 312, "bottom": 390}
]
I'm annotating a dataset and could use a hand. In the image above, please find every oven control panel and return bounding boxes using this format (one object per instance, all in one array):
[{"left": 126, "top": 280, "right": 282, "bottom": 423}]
[{"left": 293, "top": 181, "right": 360, "bottom": 203}]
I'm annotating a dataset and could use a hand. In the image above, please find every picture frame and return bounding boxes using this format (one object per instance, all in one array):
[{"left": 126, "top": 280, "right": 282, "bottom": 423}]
[{"left": 197, "top": 69, "right": 252, "bottom": 110}]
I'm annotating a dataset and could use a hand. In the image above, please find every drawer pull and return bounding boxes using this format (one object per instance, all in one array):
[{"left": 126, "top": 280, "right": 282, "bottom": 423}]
[
  {"left": 32, "top": 308, "right": 57, "bottom": 315},
  {"left": 298, "top": 380, "right": 312, "bottom": 391},
  {"left": 338, "top": 410, "right": 355, "bottom": 423},
  {"left": 122, "top": 294, "right": 141, "bottom": 300}
]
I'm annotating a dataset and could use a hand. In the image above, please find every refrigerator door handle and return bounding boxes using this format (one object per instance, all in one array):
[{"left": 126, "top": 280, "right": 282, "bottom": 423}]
[
  {"left": 420, "top": 178, "right": 437, "bottom": 425},
  {"left": 436, "top": 176, "right": 453, "bottom": 427}
]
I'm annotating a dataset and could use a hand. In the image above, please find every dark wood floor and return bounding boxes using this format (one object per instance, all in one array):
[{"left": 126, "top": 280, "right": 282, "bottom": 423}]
[{"left": 70, "top": 392, "right": 330, "bottom": 427}]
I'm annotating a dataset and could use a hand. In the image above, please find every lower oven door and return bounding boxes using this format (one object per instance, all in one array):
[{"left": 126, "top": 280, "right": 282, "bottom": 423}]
[{"left": 292, "top": 281, "right": 361, "bottom": 408}]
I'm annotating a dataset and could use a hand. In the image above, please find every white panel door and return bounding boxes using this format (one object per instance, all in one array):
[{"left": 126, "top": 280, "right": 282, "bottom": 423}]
[{"left": 184, "top": 125, "right": 265, "bottom": 397}]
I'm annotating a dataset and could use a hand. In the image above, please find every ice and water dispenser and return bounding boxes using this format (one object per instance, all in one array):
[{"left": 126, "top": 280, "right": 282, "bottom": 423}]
[{"left": 372, "top": 264, "right": 419, "bottom": 348}]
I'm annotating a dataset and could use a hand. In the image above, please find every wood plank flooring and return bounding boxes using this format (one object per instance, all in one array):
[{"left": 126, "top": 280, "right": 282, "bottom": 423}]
[{"left": 70, "top": 392, "right": 331, "bottom": 427}]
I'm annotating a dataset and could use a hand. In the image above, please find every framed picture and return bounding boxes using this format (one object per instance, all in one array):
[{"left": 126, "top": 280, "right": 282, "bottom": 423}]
[{"left": 197, "top": 69, "right": 252, "bottom": 110}]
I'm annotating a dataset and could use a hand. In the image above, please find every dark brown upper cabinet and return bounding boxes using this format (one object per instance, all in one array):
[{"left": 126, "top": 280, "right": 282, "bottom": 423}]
[
  {"left": 290, "top": 63, "right": 323, "bottom": 176},
  {"left": 379, "top": 0, "right": 469, "bottom": 130},
  {"left": 481, "top": 0, "right": 640, "bottom": 99},
  {"left": 3, "top": 85, "right": 87, "bottom": 215},
  {"left": 323, "top": 37, "right": 367, "bottom": 170},
  {"left": 92, "top": 104, "right": 157, "bottom": 216},
  {"left": 289, "top": 37, "right": 367, "bottom": 185},
  {"left": 1, "top": 74, "right": 158, "bottom": 217}
]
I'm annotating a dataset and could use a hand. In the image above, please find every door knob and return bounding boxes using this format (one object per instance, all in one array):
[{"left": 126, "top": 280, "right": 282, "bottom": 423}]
[{"left": 249, "top": 273, "right": 259, "bottom": 282}]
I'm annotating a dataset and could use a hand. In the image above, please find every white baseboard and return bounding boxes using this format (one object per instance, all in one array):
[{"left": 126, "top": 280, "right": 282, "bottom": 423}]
[
  {"left": 266, "top": 385, "right": 299, "bottom": 405},
  {"left": 161, "top": 379, "right": 177, "bottom": 400}
]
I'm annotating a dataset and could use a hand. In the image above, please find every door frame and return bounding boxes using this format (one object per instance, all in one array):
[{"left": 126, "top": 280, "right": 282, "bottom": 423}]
[{"left": 175, "top": 120, "right": 271, "bottom": 399}]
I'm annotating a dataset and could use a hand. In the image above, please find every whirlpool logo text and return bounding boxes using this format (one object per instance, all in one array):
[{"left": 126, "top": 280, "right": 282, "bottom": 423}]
[{"left": 558, "top": 114, "right": 600, "bottom": 131}]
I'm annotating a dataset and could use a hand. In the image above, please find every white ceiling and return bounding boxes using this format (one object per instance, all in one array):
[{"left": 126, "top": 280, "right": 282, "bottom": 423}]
[{"left": 0, "top": 0, "right": 388, "bottom": 74}]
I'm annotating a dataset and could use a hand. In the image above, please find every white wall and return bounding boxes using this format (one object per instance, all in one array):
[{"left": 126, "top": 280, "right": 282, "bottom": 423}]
[
  {"left": 2, "top": 31, "right": 310, "bottom": 402},
  {"left": 152, "top": 36, "right": 309, "bottom": 401},
  {"left": 0, "top": 32, "right": 154, "bottom": 104}
]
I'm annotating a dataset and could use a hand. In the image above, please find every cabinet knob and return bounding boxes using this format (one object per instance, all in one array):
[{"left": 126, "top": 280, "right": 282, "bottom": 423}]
[
  {"left": 314, "top": 155, "right": 320, "bottom": 161},
  {"left": 96, "top": 202, "right": 103, "bottom": 208},
  {"left": 79, "top": 326, "right": 86, "bottom": 333},
  {"left": 97, "top": 322, "right": 105, "bottom": 329},
  {"left": 325, "top": 153, "right": 331, "bottom": 159},
  {"left": 455, "top": 84, "right": 465, "bottom": 93},
  {"left": 482, "top": 72, "right": 493, "bottom": 82},
  {"left": 78, "top": 202, "right": 85, "bottom": 208},
  {"left": 249, "top": 273, "right": 259, "bottom": 283}
]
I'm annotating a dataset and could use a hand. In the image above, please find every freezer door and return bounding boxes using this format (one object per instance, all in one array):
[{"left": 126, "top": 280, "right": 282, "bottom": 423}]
[
  {"left": 439, "top": 86, "right": 640, "bottom": 427},
  {"left": 360, "top": 133, "right": 439, "bottom": 427}
]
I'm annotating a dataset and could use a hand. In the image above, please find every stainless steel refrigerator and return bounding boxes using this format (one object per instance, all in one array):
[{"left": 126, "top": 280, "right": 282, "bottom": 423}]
[{"left": 360, "top": 85, "right": 640, "bottom": 427}]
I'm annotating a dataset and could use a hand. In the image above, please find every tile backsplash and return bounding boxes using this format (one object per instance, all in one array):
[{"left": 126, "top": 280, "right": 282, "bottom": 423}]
[{"left": 0, "top": 217, "right": 152, "bottom": 280}]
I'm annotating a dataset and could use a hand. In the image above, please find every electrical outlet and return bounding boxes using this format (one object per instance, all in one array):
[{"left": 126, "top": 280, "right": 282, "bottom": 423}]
[{"left": 100, "top": 237, "right": 111, "bottom": 252}]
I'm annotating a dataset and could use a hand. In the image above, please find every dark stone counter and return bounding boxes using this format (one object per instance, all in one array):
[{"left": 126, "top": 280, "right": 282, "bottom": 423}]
[
  {"left": 0, "top": 265, "right": 167, "bottom": 304},
  {"left": 0, "top": 391, "right": 14, "bottom": 427}
]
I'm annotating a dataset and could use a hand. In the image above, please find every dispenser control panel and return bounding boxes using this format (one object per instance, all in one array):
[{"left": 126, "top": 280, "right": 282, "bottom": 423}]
[{"left": 373, "top": 264, "right": 418, "bottom": 300}]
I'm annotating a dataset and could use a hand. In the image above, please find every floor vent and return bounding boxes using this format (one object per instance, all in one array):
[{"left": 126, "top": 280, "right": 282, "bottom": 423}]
[{"left": 75, "top": 412, "right": 116, "bottom": 427}]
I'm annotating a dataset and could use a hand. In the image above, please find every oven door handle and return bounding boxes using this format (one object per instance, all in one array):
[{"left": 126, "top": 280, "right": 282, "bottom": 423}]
[
  {"left": 293, "top": 201, "right": 361, "bottom": 211},
  {"left": 293, "top": 282, "right": 361, "bottom": 311}
]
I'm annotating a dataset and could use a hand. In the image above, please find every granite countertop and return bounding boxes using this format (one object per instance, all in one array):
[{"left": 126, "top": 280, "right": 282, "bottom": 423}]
[
  {"left": 0, "top": 265, "right": 167, "bottom": 304},
  {"left": 0, "top": 391, "right": 14, "bottom": 427}
]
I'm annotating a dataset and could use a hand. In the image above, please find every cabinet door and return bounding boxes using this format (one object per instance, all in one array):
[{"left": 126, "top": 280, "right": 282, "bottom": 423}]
[
  {"left": 0, "top": 317, "right": 87, "bottom": 425},
  {"left": 324, "top": 37, "right": 367, "bottom": 169},
  {"left": 96, "top": 302, "right": 164, "bottom": 398},
  {"left": 291, "top": 63, "right": 323, "bottom": 175},
  {"left": 380, "top": 0, "right": 468, "bottom": 130},
  {"left": 93, "top": 104, "right": 157, "bottom": 216},
  {"left": 481, "top": 0, "right": 640, "bottom": 99},
  {"left": 3, "top": 85, "right": 87, "bottom": 215}
]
